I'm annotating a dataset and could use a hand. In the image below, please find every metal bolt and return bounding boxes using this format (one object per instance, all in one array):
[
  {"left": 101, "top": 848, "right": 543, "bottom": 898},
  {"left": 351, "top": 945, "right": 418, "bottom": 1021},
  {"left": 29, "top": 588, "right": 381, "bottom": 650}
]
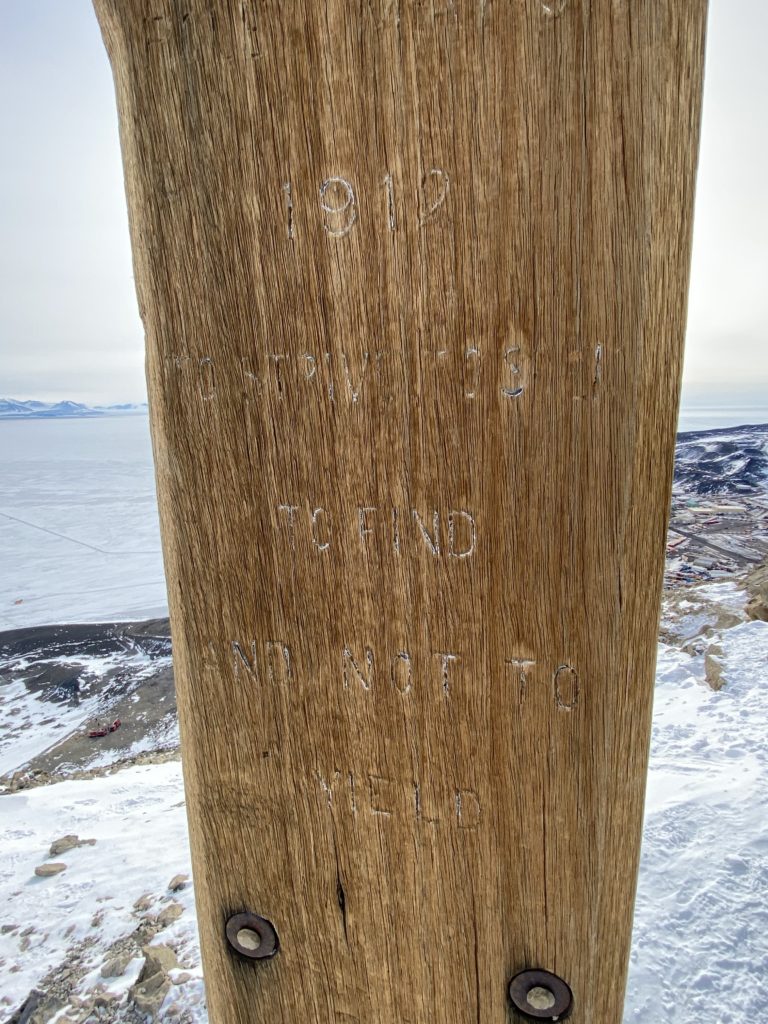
[
  {"left": 225, "top": 912, "right": 279, "bottom": 961},
  {"left": 508, "top": 969, "right": 573, "bottom": 1020}
]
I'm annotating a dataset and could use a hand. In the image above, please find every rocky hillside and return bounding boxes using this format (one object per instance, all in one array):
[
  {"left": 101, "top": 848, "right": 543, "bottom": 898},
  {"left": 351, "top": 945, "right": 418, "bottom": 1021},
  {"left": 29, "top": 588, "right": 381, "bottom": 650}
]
[
  {"left": 1, "top": 423, "right": 767, "bottom": 1023},
  {"left": 674, "top": 423, "right": 768, "bottom": 496}
]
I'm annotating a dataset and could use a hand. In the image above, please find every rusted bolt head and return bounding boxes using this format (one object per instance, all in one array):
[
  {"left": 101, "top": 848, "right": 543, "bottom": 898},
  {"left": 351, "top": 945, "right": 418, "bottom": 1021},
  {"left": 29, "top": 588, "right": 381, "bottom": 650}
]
[
  {"left": 508, "top": 969, "right": 573, "bottom": 1020},
  {"left": 225, "top": 912, "right": 279, "bottom": 961}
]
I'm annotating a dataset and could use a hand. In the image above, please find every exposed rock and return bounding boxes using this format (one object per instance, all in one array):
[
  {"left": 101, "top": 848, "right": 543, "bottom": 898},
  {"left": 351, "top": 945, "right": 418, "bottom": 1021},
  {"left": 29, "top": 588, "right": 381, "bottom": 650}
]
[
  {"left": 156, "top": 902, "right": 184, "bottom": 928},
  {"left": 746, "top": 559, "right": 768, "bottom": 621},
  {"left": 49, "top": 835, "right": 96, "bottom": 857},
  {"left": 133, "top": 894, "right": 153, "bottom": 912},
  {"left": 93, "top": 993, "right": 117, "bottom": 1009},
  {"left": 130, "top": 918, "right": 160, "bottom": 946},
  {"left": 130, "top": 969, "right": 172, "bottom": 1019},
  {"left": 167, "top": 874, "right": 189, "bottom": 892},
  {"left": 140, "top": 943, "right": 179, "bottom": 978},
  {"left": 171, "top": 972, "right": 192, "bottom": 985},
  {"left": 48, "top": 835, "right": 78, "bottom": 856},
  {"left": 101, "top": 951, "right": 134, "bottom": 978},
  {"left": 1, "top": 749, "right": 180, "bottom": 795},
  {"left": 6, "top": 988, "right": 63, "bottom": 1024},
  {"left": 746, "top": 595, "right": 768, "bottom": 621},
  {"left": 6, "top": 989, "right": 43, "bottom": 1024},
  {"left": 34, "top": 862, "right": 67, "bottom": 877},
  {"left": 705, "top": 652, "right": 727, "bottom": 691}
]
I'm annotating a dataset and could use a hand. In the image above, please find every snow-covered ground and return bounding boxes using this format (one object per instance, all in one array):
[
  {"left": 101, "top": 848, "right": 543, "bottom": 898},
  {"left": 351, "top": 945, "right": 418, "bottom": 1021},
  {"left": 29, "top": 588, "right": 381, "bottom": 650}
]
[
  {"left": 1, "top": 608, "right": 766, "bottom": 1022},
  {"left": 0, "top": 417, "right": 166, "bottom": 630},
  {"left": 0, "top": 761, "right": 205, "bottom": 1021},
  {"left": 1, "top": 416, "right": 767, "bottom": 1021},
  {"left": 627, "top": 617, "right": 768, "bottom": 1021}
]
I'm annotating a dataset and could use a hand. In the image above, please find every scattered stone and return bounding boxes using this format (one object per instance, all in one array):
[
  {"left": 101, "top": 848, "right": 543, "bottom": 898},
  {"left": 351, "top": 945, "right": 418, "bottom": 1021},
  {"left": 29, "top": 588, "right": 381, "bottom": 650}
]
[
  {"left": 34, "top": 862, "right": 67, "bottom": 878},
  {"left": 171, "top": 972, "right": 192, "bottom": 985},
  {"left": 156, "top": 902, "right": 184, "bottom": 928},
  {"left": 133, "top": 894, "right": 153, "bottom": 912},
  {"left": 1, "top": 923, "right": 19, "bottom": 934},
  {"left": 129, "top": 971, "right": 171, "bottom": 1019},
  {"left": 141, "top": 943, "right": 179, "bottom": 977},
  {"left": 101, "top": 951, "right": 134, "bottom": 978},
  {"left": 48, "top": 835, "right": 79, "bottom": 856},
  {"left": 167, "top": 874, "right": 189, "bottom": 892},
  {"left": 49, "top": 835, "right": 96, "bottom": 857},
  {"left": 745, "top": 560, "right": 768, "bottom": 621},
  {"left": 20, "top": 927, "right": 34, "bottom": 937},
  {"left": 6, "top": 989, "right": 44, "bottom": 1024},
  {"left": 93, "top": 994, "right": 116, "bottom": 1009},
  {"left": 131, "top": 918, "right": 160, "bottom": 946},
  {"left": 6, "top": 988, "right": 64, "bottom": 1024},
  {"left": 1, "top": 748, "right": 180, "bottom": 795},
  {"left": 126, "top": 946, "right": 183, "bottom": 1020},
  {"left": 705, "top": 652, "right": 727, "bottom": 691}
]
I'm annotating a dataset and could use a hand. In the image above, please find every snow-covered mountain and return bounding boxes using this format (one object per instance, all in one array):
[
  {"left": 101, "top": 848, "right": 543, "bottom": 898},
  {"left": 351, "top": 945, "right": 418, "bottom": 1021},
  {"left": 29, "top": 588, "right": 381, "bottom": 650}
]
[
  {"left": 0, "top": 399, "right": 147, "bottom": 419},
  {"left": 675, "top": 423, "right": 768, "bottom": 496}
]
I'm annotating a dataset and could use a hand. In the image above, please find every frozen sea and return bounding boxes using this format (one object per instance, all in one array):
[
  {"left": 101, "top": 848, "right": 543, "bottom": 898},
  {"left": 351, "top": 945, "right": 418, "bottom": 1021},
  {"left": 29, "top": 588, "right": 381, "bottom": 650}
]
[
  {"left": 3, "top": 405, "right": 768, "bottom": 630},
  {"left": 678, "top": 403, "right": 768, "bottom": 434},
  {"left": 0, "top": 416, "right": 166, "bottom": 630}
]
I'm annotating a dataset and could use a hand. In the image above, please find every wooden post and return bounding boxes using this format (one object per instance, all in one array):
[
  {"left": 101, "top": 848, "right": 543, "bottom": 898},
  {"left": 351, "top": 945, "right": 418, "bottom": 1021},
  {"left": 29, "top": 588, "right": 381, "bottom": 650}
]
[{"left": 93, "top": 3, "right": 707, "bottom": 1022}]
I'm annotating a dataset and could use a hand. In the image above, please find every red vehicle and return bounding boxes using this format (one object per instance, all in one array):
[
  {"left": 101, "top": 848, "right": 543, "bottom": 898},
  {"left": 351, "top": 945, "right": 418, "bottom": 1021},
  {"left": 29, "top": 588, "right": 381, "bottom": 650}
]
[{"left": 88, "top": 719, "right": 121, "bottom": 739}]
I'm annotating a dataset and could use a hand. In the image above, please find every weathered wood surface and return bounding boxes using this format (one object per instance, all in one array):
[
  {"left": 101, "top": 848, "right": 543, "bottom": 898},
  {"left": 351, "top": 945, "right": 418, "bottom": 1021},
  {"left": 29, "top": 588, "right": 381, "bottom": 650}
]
[{"left": 94, "top": 2, "right": 707, "bottom": 1022}]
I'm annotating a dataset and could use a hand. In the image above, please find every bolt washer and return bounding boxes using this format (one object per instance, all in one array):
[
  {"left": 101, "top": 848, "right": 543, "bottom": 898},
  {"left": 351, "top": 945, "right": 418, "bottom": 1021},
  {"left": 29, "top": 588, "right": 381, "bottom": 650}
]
[
  {"left": 508, "top": 968, "right": 573, "bottom": 1020},
  {"left": 225, "top": 912, "right": 279, "bottom": 961}
]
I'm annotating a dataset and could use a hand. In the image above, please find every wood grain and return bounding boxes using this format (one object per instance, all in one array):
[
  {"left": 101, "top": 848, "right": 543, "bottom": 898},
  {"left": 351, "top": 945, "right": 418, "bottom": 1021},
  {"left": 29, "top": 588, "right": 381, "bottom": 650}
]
[{"left": 93, "top": 2, "right": 708, "bottom": 1021}]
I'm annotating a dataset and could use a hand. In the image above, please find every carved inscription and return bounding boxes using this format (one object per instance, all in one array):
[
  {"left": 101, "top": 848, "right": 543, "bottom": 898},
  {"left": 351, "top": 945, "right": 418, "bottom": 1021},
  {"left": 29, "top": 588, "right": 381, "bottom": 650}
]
[
  {"left": 226, "top": 640, "right": 579, "bottom": 709},
  {"left": 313, "top": 769, "right": 481, "bottom": 831},
  {"left": 505, "top": 657, "right": 536, "bottom": 704},
  {"left": 276, "top": 505, "right": 477, "bottom": 558},
  {"left": 282, "top": 168, "right": 451, "bottom": 239},
  {"left": 145, "top": 3, "right": 563, "bottom": 68},
  {"left": 554, "top": 664, "right": 579, "bottom": 709},
  {"left": 419, "top": 168, "right": 450, "bottom": 225},
  {"left": 319, "top": 177, "right": 358, "bottom": 238},
  {"left": 231, "top": 639, "right": 292, "bottom": 683},
  {"left": 338, "top": 646, "right": 462, "bottom": 699},
  {"left": 541, "top": 0, "right": 568, "bottom": 17},
  {"left": 167, "top": 341, "right": 604, "bottom": 407}
]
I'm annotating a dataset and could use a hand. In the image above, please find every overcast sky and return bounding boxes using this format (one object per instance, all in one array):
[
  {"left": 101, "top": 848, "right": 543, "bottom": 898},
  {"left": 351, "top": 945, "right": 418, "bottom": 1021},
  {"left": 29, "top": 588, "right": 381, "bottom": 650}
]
[{"left": 0, "top": 2, "right": 765, "bottom": 406}]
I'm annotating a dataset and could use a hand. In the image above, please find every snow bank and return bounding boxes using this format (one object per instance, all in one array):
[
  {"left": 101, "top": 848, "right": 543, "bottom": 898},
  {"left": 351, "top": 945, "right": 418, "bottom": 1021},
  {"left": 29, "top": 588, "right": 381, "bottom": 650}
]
[
  {"left": 1, "top": 628, "right": 766, "bottom": 1021},
  {"left": 626, "top": 620, "right": 768, "bottom": 1021}
]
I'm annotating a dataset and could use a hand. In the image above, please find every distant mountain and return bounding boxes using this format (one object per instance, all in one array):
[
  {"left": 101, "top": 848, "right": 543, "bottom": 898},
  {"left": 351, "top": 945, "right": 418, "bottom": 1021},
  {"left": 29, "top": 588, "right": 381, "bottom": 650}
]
[
  {"left": 675, "top": 423, "right": 768, "bottom": 497},
  {"left": 0, "top": 399, "right": 148, "bottom": 420}
]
